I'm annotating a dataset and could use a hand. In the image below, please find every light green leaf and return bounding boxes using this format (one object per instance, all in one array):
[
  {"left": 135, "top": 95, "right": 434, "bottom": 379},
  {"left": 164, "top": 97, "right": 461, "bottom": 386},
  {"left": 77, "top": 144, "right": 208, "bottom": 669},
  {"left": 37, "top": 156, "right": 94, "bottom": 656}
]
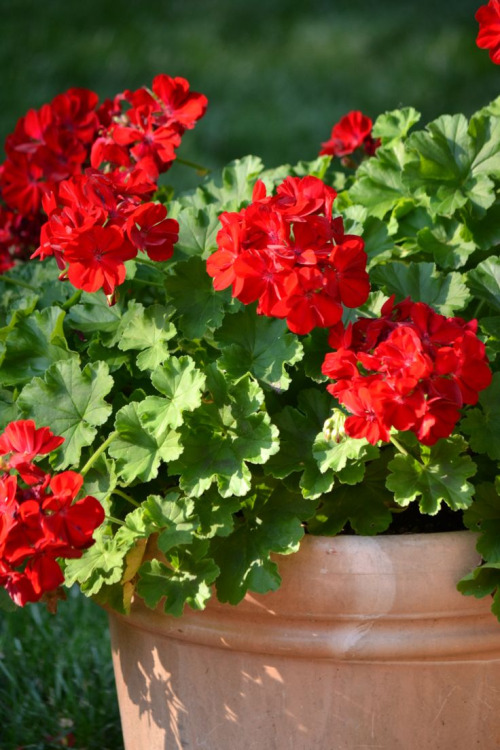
[
  {"left": 386, "top": 436, "right": 477, "bottom": 514},
  {"left": 348, "top": 142, "right": 408, "bottom": 219},
  {"left": 109, "top": 401, "right": 183, "bottom": 483},
  {"left": 370, "top": 261, "right": 470, "bottom": 315},
  {"left": 64, "top": 528, "right": 125, "bottom": 596},
  {"left": 117, "top": 302, "right": 176, "bottom": 371},
  {"left": 137, "top": 547, "right": 219, "bottom": 616},
  {"left": 461, "top": 372, "right": 500, "bottom": 460},
  {"left": 466, "top": 258, "right": 500, "bottom": 313},
  {"left": 143, "top": 355, "right": 206, "bottom": 429},
  {"left": 372, "top": 107, "right": 421, "bottom": 145},
  {"left": 169, "top": 371, "right": 279, "bottom": 498},
  {"left": 215, "top": 307, "right": 303, "bottom": 390},
  {"left": 18, "top": 359, "right": 113, "bottom": 470},
  {"left": 164, "top": 256, "right": 233, "bottom": 339}
]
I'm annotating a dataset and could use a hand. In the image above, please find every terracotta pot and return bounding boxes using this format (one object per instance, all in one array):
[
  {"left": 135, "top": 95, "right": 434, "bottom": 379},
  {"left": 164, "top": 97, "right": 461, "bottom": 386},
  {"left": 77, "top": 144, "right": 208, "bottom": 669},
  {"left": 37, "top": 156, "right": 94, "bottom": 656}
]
[{"left": 108, "top": 531, "right": 500, "bottom": 749}]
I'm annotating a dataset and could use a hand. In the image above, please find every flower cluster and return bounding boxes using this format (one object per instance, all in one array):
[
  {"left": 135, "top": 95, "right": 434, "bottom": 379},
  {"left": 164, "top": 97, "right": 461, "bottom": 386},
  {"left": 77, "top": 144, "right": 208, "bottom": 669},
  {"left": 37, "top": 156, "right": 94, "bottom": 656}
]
[
  {"left": 0, "top": 421, "right": 104, "bottom": 606},
  {"left": 0, "top": 75, "right": 207, "bottom": 296},
  {"left": 476, "top": 0, "right": 500, "bottom": 64},
  {"left": 319, "top": 110, "right": 380, "bottom": 161},
  {"left": 322, "top": 298, "right": 493, "bottom": 446},
  {"left": 206, "top": 175, "right": 370, "bottom": 334}
]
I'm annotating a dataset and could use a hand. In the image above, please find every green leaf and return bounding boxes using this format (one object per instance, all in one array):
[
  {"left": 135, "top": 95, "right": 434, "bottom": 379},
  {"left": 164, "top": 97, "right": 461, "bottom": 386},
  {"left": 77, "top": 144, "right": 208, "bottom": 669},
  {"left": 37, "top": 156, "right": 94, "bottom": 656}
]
[
  {"left": 18, "top": 359, "right": 113, "bottom": 470},
  {"left": 143, "top": 493, "right": 198, "bottom": 554},
  {"left": 164, "top": 256, "right": 232, "bottom": 339},
  {"left": 117, "top": 302, "right": 176, "bottom": 371},
  {"left": 462, "top": 482, "right": 500, "bottom": 563},
  {"left": 461, "top": 372, "right": 500, "bottom": 460},
  {"left": 169, "top": 371, "right": 279, "bottom": 498},
  {"left": 313, "top": 432, "right": 379, "bottom": 474},
  {"left": 417, "top": 220, "right": 477, "bottom": 270},
  {"left": 348, "top": 143, "right": 408, "bottom": 219},
  {"left": 386, "top": 436, "right": 477, "bottom": 514},
  {"left": 138, "top": 355, "right": 206, "bottom": 432},
  {"left": 172, "top": 203, "right": 220, "bottom": 261},
  {"left": 68, "top": 291, "right": 124, "bottom": 336},
  {"left": 215, "top": 306, "right": 303, "bottom": 390},
  {"left": 265, "top": 389, "right": 333, "bottom": 481},
  {"left": 457, "top": 564, "right": 500, "bottom": 613},
  {"left": 212, "top": 489, "right": 305, "bottom": 604},
  {"left": 201, "top": 155, "right": 264, "bottom": 210},
  {"left": 370, "top": 261, "right": 470, "bottom": 315},
  {"left": 81, "top": 453, "right": 117, "bottom": 510},
  {"left": 136, "top": 546, "right": 219, "bottom": 616},
  {"left": 466, "top": 258, "right": 500, "bottom": 313},
  {"left": 307, "top": 452, "right": 394, "bottom": 535},
  {"left": 109, "top": 401, "right": 183, "bottom": 483},
  {"left": 403, "top": 113, "right": 498, "bottom": 215},
  {"left": 372, "top": 107, "right": 421, "bottom": 145},
  {"left": 64, "top": 527, "right": 125, "bottom": 596},
  {"left": 0, "top": 306, "right": 75, "bottom": 387}
]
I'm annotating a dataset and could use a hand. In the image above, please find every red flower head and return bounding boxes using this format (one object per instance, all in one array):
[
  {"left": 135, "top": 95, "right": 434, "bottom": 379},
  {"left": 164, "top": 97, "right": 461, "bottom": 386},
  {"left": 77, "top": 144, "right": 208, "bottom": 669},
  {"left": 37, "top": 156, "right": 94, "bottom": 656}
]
[
  {"left": 207, "top": 175, "right": 369, "bottom": 335},
  {"left": 320, "top": 111, "right": 380, "bottom": 159},
  {"left": 476, "top": 0, "right": 500, "bottom": 64},
  {"left": 321, "top": 300, "right": 493, "bottom": 446},
  {"left": 0, "top": 420, "right": 64, "bottom": 484}
]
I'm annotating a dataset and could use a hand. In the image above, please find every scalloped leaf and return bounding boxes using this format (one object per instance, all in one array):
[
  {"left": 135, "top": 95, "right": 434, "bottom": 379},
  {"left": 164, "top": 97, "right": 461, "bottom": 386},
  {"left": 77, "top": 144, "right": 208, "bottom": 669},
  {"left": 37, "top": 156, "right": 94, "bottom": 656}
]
[
  {"left": 372, "top": 107, "right": 421, "bottom": 145},
  {"left": 109, "top": 401, "right": 183, "bottom": 484},
  {"left": 215, "top": 306, "right": 303, "bottom": 390},
  {"left": 164, "top": 256, "right": 233, "bottom": 339},
  {"left": 466, "top": 257, "right": 500, "bottom": 313},
  {"left": 117, "top": 302, "right": 176, "bottom": 371},
  {"left": 18, "top": 359, "right": 113, "bottom": 470},
  {"left": 168, "top": 371, "right": 279, "bottom": 498},
  {"left": 370, "top": 261, "right": 470, "bottom": 315},
  {"left": 136, "top": 544, "right": 219, "bottom": 616},
  {"left": 461, "top": 372, "right": 500, "bottom": 460},
  {"left": 386, "top": 436, "right": 477, "bottom": 514}
]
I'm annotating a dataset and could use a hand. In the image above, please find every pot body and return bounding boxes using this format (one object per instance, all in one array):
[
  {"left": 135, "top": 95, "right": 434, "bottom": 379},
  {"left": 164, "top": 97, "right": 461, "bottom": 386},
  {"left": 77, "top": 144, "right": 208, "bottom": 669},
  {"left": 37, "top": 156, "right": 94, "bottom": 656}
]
[{"left": 109, "top": 532, "right": 500, "bottom": 750}]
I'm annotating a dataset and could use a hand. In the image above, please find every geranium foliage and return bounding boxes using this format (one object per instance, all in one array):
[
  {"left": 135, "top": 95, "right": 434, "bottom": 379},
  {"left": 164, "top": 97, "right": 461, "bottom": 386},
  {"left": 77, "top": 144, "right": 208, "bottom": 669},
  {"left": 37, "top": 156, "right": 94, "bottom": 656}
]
[{"left": 0, "top": 62, "right": 500, "bottom": 620}]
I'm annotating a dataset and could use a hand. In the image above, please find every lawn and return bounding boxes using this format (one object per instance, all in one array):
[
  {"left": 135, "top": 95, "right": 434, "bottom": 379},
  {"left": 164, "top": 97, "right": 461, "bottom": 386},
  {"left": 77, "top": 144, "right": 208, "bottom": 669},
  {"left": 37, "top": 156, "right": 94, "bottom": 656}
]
[{"left": 0, "top": 1, "right": 498, "bottom": 748}]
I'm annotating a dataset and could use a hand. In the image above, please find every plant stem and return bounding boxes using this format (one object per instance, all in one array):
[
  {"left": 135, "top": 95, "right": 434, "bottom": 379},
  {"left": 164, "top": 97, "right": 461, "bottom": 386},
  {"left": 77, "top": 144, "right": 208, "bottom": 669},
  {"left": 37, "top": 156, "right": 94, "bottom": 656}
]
[
  {"left": 61, "top": 289, "right": 83, "bottom": 311},
  {"left": 80, "top": 431, "right": 119, "bottom": 476},
  {"left": 389, "top": 435, "right": 411, "bottom": 457},
  {"left": 112, "top": 488, "right": 140, "bottom": 507},
  {"left": 176, "top": 156, "right": 210, "bottom": 175},
  {"left": 134, "top": 256, "right": 164, "bottom": 270},
  {"left": 129, "top": 277, "right": 165, "bottom": 288},
  {"left": 106, "top": 514, "right": 125, "bottom": 526},
  {"left": 0, "top": 274, "right": 38, "bottom": 291}
]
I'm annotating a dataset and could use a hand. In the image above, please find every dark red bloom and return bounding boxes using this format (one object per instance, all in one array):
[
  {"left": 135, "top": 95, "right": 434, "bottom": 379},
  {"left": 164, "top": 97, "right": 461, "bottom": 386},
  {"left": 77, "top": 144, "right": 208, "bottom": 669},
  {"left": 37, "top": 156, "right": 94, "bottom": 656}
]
[
  {"left": 320, "top": 111, "right": 380, "bottom": 159},
  {"left": 322, "top": 299, "right": 492, "bottom": 446},
  {"left": 64, "top": 224, "right": 137, "bottom": 295},
  {"left": 207, "top": 175, "right": 369, "bottom": 335},
  {"left": 0, "top": 421, "right": 104, "bottom": 607},
  {"left": 476, "top": 0, "right": 500, "bottom": 64},
  {"left": 125, "top": 202, "right": 179, "bottom": 261}
]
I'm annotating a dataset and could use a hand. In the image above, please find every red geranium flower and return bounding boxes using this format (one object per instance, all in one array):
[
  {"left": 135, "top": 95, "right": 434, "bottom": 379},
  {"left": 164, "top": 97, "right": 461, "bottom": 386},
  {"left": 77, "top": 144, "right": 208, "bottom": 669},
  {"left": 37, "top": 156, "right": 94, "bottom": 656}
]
[
  {"left": 476, "top": 0, "right": 500, "bottom": 64},
  {"left": 0, "top": 420, "right": 64, "bottom": 484},
  {"left": 320, "top": 111, "right": 380, "bottom": 159},
  {"left": 64, "top": 224, "right": 137, "bottom": 295}
]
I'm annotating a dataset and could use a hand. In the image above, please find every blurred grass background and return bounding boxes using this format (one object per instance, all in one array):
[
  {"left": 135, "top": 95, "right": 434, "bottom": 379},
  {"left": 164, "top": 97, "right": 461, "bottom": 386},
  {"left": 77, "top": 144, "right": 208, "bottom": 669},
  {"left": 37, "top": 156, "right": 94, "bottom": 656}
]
[{"left": 0, "top": 1, "right": 498, "bottom": 748}]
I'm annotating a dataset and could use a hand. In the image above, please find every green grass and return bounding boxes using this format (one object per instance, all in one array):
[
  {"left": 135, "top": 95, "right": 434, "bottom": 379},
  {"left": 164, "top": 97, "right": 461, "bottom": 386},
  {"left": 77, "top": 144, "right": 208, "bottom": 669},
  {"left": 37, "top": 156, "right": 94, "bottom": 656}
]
[{"left": 0, "top": 589, "right": 123, "bottom": 750}]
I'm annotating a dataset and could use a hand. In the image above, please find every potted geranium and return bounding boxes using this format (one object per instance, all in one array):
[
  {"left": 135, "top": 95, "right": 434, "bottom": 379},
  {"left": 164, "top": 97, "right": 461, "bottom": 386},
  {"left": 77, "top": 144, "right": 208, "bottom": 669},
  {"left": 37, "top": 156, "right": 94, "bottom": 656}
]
[{"left": 2, "top": 3, "right": 500, "bottom": 748}]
